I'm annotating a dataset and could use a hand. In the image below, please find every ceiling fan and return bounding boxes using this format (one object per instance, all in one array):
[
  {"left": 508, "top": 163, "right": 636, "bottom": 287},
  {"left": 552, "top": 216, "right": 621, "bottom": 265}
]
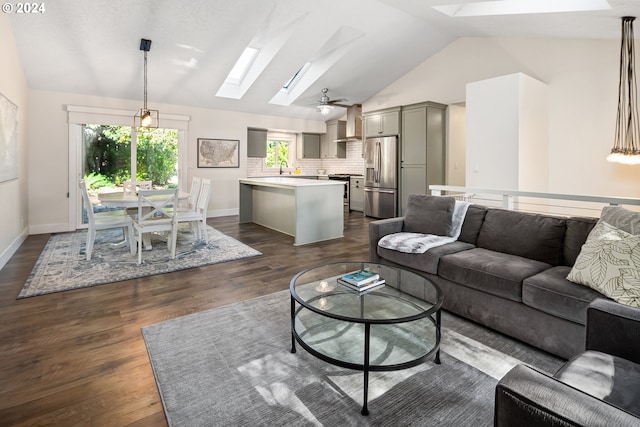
[{"left": 315, "top": 88, "right": 349, "bottom": 115}]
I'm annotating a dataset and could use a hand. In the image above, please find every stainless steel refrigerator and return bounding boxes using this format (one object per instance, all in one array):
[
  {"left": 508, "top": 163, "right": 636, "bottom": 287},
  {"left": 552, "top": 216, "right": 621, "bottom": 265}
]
[{"left": 364, "top": 136, "right": 397, "bottom": 218}]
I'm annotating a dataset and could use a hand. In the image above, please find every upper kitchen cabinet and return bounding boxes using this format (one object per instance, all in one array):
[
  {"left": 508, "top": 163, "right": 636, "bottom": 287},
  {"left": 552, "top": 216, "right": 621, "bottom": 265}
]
[
  {"left": 399, "top": 102, "right": 447, "bottom": 214},
  {"left": 298, "top": 133, "right": 321, "bottom": 159},
  {"left": 321, "top": 120, "right": 346, "bottom": 158},
  {"left": 363, "top": 107, "right": 401, "bottom": 138},
  {"left": 247, "top": 127, "right": 268, "bottom": 158}
]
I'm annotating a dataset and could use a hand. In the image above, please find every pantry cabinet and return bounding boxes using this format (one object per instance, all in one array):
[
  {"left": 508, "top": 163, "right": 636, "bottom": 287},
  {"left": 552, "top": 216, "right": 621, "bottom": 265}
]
[{"left": 399, "top": 102, "right": 446, "bottom": 214}]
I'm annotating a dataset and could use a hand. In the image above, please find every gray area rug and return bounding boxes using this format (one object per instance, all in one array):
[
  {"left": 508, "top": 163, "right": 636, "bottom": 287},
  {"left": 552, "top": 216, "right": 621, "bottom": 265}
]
[
  {"left": 142, "top": 290, "right": 563, "bottom": 426},
  {"left": 18, "top": 225, "right": 261, "bottom": 299}
]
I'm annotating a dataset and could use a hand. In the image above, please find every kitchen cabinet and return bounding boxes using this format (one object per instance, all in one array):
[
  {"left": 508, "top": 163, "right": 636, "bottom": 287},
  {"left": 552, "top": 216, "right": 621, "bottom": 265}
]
[
  {"left": 247, "top": 127, "right": 268, "bottom": 158},
  {"left": 399, "top": 102, "right": 446, "bottom": 215},
  {"left": 363, "top": 107, "right": 400, "bottom": 138},
  {"left": 321, "top": 120, "right": 346, "bottom": 158},
  {"left": 349, "top": 176, "right": 364, "bottom": 212},
  {"left": 298, "top": 133, "right": 321, "bottom": 159}
]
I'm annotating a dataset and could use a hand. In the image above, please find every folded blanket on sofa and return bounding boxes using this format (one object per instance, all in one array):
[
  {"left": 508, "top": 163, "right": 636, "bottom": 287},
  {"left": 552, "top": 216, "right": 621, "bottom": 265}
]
[{"left": 378, "top": 200, "right": 470, "bottom": 254}]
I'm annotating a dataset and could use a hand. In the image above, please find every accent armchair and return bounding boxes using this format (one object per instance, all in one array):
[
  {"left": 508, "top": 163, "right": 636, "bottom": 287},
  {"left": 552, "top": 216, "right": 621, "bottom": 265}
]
[{"left": 495, "top": 298, "right": 640, "bottom": 426}]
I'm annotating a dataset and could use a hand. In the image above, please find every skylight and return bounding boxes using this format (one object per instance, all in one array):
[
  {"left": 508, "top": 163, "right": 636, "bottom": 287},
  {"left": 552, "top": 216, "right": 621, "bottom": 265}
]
[
  {"left": 433, "top": 0, "right": 611, "bottom": 17},
  {"left": 281, "top": 62, "right": 311, "bottom": 93},
  {"left": 224, "top": 47, "right": 260, "bottom": 85}
]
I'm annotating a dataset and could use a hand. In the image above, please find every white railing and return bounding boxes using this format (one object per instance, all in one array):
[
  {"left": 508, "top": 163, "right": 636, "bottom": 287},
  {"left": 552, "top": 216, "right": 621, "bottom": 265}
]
[{"left": 429, "top": 185, "right": 640, "bottom": 218}]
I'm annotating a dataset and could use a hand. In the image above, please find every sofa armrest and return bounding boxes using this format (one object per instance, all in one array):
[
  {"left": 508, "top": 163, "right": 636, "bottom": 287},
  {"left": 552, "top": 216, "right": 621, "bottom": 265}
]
[
  {"left": 368, "top": 217, "right": 404, "bottom": 263},
  {"left": 495, "top": 364, "right": 639, "bottom": 426},
  {"left": 586, "top": 298, "right": 640, "bottom": 364}
]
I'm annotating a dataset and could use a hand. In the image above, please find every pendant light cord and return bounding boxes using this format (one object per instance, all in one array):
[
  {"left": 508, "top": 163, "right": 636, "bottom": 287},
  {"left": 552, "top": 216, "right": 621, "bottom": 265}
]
[{"left": 143, "top": 50, "right": 148, "bottom": 112}]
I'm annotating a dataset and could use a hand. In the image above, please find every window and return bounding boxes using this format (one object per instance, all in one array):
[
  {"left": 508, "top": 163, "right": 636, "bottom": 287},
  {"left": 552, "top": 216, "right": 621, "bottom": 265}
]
[
  {"left": 280, "top": 62, "right": 311, "bottom": 93},
  {"left": 224, "top": 47, "right": 260, "bottom": 85},
  {"left": 80, "top": 124, "right": 178, "bottom": 225},
  {"left": 265, "top": 133, "right": 294, "bottom": 170}
]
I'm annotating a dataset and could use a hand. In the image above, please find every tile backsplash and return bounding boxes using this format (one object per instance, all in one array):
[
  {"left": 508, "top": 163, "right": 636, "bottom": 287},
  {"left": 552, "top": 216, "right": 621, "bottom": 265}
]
[{"left": 247, "top": 140, "right": 365, "bottom": 176}]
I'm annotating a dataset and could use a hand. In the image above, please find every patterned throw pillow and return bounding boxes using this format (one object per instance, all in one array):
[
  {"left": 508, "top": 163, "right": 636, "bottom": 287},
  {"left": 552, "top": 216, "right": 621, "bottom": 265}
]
[{"left": 567, "top": 221, "right": 640, "bottom": 308}]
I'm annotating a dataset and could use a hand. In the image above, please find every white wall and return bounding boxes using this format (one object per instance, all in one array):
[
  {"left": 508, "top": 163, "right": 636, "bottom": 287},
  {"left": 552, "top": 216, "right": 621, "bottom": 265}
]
[
  {"left": 446, "top": 104, "right": 466, "bottom": 186},
  {"left": 0, "top": 14, "right": 29, "bottom": 269},
  {"left": 466, "top": 72, "right": 548, "bottom": 191},
  {"left": 466, "top": 73, "right": 521, "bottom": 189},
  {"left": 363, "top": 37, "right": 640, "bottom": 199},
  {"left": 27, "top": 90, "right": 326, "bottom": 233}
]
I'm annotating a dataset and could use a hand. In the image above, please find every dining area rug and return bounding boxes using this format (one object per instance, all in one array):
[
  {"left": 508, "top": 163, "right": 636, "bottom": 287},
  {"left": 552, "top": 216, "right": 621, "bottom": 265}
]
[{"left": 17, "top": 225, "right": 261, "bottom": 299}]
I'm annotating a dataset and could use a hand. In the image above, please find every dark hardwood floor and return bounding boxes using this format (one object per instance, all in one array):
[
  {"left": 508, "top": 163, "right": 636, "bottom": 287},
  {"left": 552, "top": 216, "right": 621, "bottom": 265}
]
[{"left": 0, "top": 211, "right": 374, "bottom": 426}]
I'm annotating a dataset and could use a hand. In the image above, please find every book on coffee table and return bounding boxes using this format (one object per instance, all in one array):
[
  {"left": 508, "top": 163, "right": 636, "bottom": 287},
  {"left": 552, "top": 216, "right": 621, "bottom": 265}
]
[
  {"left": 340, "top": 270, "right": 380, "bottom": 286},
  {"left": 337, "top": 278, "right": 385, "bottom": 293}
]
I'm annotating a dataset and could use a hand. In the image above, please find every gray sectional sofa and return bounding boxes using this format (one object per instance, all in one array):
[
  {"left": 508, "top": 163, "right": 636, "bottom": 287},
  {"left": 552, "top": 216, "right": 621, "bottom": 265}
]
[{"left": 369, "top": 194, "right": 606, "bottom": 359}]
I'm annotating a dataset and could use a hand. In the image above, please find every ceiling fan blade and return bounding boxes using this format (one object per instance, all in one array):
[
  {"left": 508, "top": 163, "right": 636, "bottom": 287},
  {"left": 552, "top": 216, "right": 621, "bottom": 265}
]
[{"left": 327, "top": 98, "right": 347, "bottom": 104}]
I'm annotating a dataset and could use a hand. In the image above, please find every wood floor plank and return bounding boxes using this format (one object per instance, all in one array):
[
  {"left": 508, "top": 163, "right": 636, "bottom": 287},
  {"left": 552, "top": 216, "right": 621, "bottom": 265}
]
[{"left": 0, "top": 212, "right": 373, "bottom": 426}]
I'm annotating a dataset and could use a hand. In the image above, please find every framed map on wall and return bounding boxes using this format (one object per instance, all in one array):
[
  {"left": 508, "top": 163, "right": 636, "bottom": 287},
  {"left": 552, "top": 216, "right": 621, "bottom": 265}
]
[
  {"left": 197, "top": 138, "right": 239, "bottom": 168},
  {"left": 0, "top": 92, "right": 18, "bottom": 183}
]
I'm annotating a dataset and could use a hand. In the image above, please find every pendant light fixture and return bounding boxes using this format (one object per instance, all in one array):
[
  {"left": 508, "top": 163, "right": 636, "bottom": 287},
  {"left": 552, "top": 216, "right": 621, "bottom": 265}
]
[
  {"left": 607, "top": 17, "right": 640, "bottom": 165},
  {"left": 134, "top": 38, "right": 159, "bottom": 130}
]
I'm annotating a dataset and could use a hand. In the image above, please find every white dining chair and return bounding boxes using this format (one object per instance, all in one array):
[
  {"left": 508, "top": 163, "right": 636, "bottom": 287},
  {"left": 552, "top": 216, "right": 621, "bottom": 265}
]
[
  {"left": 132, "top": 188, "right": 178, "bottom": 264},
  {"left": 123, "top": 180, "right": 152, "bottom": 194},
  {"left": 178, "top": 176, "right": 202, "bottom": 212},
  {"left": 177, "top": 178, "right": 211, "bottom": 243},
  {"left": 79, "top": 180, "right": 135, "bottom": 261}
]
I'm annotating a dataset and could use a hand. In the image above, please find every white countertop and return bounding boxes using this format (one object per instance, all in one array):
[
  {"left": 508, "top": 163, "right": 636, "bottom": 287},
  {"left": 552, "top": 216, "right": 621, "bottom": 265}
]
[{"left": 240, "top": 177, "right": 345, "bottom": 188}]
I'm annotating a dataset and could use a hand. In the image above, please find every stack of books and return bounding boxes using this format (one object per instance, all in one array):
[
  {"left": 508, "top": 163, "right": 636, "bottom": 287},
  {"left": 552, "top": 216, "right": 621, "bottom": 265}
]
[{"left": 337, "top": 269, "right": 385, "bottom": 293}]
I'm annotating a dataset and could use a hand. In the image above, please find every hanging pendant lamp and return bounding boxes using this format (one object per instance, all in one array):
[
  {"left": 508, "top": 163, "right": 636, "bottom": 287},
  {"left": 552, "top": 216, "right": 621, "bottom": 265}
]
[
  {"left": 134, "top": 38, "right": 159, "bottom": 130},
  {"left": 607, "top": 17, "right": 640, "bottom": 165}
]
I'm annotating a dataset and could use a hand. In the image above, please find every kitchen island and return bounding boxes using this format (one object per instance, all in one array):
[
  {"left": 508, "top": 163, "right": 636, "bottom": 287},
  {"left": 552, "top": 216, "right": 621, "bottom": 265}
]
[{"left": 239, "top": 177, "right": 345, "bottom": 245}]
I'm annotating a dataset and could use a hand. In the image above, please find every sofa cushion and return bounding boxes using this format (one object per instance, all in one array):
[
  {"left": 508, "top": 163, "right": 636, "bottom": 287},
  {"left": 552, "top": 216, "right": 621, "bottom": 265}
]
[
  {"left": 403, "top": 194, "right": 455, "bottom": 236},
  {"left": 601, "top": 205, "right": 640, "bottom": 235},
  {"left": 523, "top": 266, "right": 605, "bottom": 325},
  {"left": 438, "top": 248, "right": 552, "bottom": 302},
  {"left": 476, "top": 209, "right": 566, "bottom": 265},
  {"left": 378, "top": 241, "right": 474, "bottom": 274},
  {"left": 554, "top": 350, "right": 640, "bottom": 417},
  {"left": 567, "top": 221, "right": 640, "bottom": 308},
  {"left": 564, "top": 217, "right": 598, "bottom": 266},
  {"left": 458, "top": 205, "right": 488, "bottom": 245}
]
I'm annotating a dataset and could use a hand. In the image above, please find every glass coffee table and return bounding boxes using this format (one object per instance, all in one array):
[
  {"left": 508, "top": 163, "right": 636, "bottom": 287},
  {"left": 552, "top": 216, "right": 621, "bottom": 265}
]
[{"left": 290, "top": 262, "right": 443, "bottom": 415}]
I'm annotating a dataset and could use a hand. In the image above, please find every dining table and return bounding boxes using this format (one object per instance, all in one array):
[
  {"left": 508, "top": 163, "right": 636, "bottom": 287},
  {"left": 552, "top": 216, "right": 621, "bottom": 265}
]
[{"left": 98, "top": 190, "right": 190, "bottom": 250}]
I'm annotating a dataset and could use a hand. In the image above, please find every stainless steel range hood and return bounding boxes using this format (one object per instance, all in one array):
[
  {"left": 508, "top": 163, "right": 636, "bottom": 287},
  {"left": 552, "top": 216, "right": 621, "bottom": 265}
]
[{"left": 334, "top": 104, "right": 362, "bottom": 142}]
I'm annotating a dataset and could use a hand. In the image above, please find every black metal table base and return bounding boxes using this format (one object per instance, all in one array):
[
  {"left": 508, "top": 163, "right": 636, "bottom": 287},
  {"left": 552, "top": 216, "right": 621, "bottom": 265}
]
[{"left": 290, "top": 295, "right": 442, "bottom": 416}]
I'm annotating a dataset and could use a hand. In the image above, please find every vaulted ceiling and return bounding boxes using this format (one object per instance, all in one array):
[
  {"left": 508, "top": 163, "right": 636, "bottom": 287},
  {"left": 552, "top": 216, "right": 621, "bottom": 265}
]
[{"left": 8, "top": 0, "right": 640, "bottom": 120}]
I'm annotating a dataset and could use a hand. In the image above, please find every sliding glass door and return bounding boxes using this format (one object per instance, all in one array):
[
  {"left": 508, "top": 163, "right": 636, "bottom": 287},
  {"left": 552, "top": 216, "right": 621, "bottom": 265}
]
[{"left": 79, "top": 124, "right": 179, "bottom": 225}]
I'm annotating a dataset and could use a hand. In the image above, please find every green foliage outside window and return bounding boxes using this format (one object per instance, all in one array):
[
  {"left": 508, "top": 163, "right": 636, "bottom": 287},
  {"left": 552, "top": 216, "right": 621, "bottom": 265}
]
[
  {"left": 83, "top": 124, "right": 178, "bottom": 188},
  {"left": 136, "top": 128, "right": 178, "bottom": 185},
  {"left": 265, "top": 140, "right": 290, "bottom": 168}
]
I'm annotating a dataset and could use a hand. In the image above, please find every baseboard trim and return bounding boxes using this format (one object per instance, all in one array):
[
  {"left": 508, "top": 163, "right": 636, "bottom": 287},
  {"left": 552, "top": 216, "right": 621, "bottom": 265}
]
[
  {"left": 0, "top": 227, "right": 29, "bottom": 271},
  {"left": 208, "top": 208, "right": 239, "bottom": 218},
  {"left": 29, "top": 223, "right": 72, "bottom": 235}
]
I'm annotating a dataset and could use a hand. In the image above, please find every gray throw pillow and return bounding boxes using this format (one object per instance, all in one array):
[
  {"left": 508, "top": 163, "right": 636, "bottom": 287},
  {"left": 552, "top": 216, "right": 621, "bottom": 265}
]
[
  {"left": 403, "top": 194, "right": 455, "bottom": 236},
  {"left": 600, "top": 206, "right": 640, "bottom": 235}
]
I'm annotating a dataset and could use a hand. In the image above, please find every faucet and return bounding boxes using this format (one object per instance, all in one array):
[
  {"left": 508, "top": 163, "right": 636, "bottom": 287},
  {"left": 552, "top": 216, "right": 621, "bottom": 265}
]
[{"left": 279, "top": 162, "right": 288, "bottom": 175}]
